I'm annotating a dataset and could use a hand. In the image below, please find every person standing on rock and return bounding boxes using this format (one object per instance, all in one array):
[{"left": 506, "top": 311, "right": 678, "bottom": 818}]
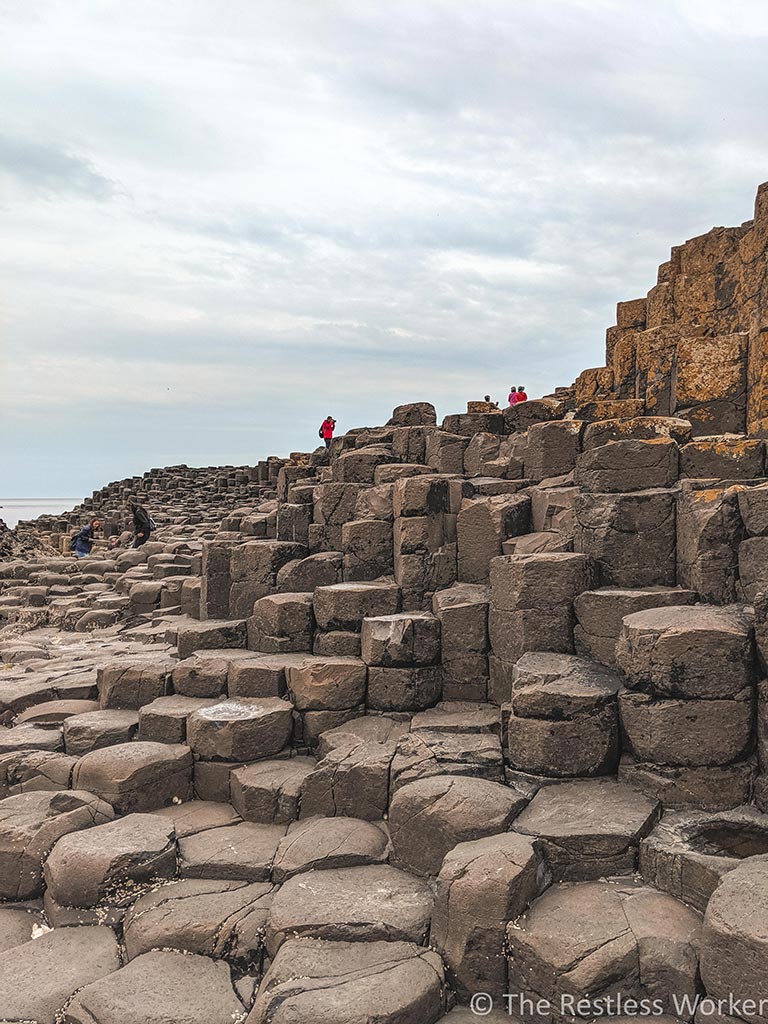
[
  {"left": 72, "top": 517, "right": 100, "bottom": 558},
  {"left": 131, "top": 503, "right": 153, "bottom": 548},
  {"left": 320, "top": 415, "right": 336, "bottom": 449}
]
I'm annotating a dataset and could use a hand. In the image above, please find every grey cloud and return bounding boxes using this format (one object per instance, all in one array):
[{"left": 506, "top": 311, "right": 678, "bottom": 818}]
[{"left": 0, "top": 134, "right": 114, "bottom": 199}]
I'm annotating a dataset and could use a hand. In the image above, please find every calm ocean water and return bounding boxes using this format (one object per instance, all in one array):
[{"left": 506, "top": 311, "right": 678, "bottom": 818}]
[{"left": 0, "top": 499, "right": 80, "bottom": 529}]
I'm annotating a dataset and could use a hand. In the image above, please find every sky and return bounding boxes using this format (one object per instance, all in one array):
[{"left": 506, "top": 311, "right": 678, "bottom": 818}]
[{"left": 1, "top": 0, "right": 768, "bottom": 497}]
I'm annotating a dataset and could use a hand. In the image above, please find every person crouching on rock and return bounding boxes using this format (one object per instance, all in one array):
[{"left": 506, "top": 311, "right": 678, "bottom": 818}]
[
  {"left": 73, "top": 517, "right": 100, "bottom": 559},
  {"left": 131, "top": 503, "right": 153, "bottom": 548},
  {"left": 320, "top": 415, "right": 336, "bottom": 449}
]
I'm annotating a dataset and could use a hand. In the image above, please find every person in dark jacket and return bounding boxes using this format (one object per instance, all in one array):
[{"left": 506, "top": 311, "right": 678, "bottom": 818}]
[
  {"left": 73, "top": 518, "right": 100, "bottom": 558},
  {"left": 131, "top": 503, "right": 153, "bottom": 548}
]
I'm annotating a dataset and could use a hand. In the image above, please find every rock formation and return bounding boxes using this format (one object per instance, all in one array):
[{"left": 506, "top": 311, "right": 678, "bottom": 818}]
[{"left": 1, "top": 185, "right": 768, "bottom": 1022}]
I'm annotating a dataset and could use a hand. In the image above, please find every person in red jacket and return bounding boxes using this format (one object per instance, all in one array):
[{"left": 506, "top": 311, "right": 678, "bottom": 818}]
[
  {"left": 320, "top": 415, "right": 336, "bottom": 449},
  {"left": 515, "top": 386, "right": 528, "bottom": 403}
]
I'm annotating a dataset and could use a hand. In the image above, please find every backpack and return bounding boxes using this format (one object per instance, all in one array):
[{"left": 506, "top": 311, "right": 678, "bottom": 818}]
[
  {"left": 69, "top": 532, "right": 78, "bottom": 551},
  {"left": 318, "top": 427, "right": 324, "bottom": 439}
]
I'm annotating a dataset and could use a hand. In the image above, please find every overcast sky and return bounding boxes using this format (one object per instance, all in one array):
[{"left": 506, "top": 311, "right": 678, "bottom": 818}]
[{"left": 1, "top": 0, "right": 767, "bottom": 497}]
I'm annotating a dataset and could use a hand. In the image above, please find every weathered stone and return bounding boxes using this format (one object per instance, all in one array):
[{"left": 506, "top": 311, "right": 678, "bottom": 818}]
[
  {"left": 187, "top": 698, "right": 293, "bottom": 761},
  {"left": 123, "top": 877, "right": 274, "bottom": 961},
  {"left": 300, "top": 716, "right": 408, "bottom": 821},
  {"left": 640, "top": 806, "right": 768, "bottom": 912},
  {"left": 619, "top": 690, "right": 754, "bottom": 767},
  {"left": 432, "top": 583, "right": 490, "bottom": 700},
  {"left": 179, "top": 820, "right": 284, "bottom": 880},
  {"left": 700, "top": 857, "right": 768, "bottom": 1024},
  {"left": 272, "top": 816, "right": 389, "bottom": 882},
  {"left": 248, "top": 591, "right": 314, "bottom": 652},
  {"left": 72, "top": 742, "right": 193, "bottom": 813},
  {"left": 138, "top": 694, "right": 216, "bottom": 743},
  {"left": 63, "top": 708, "right": 139, "bottom": 755},
  {"left": 391, "top": 728, "right": 504, "bottom": 790},
  {"left": 43, "top": 812, "right": 176, "bottom": 908},
  {"left": 619, "top": 754, "right": 756, "bottom": 812},
  {"left": 177, "top": 618, "right": 247, "bottom": 660},
  {"left": 507, "top": 881, "right": 701, "bottom": 1019},
  {"left": 367, "top": 665, "right": 442, "bottom": 711},
  {"left": 0, "top": 926, "right": 120, "bottom": 1024},
  {"left": 575, "top": 438, "right": 679, "bottom": 492},
  {"left": 617, "top": 604, "right": 754, "bottom": 699},
  {"left": 361, "top": 612, "right": 441, "bottom": 667},
  {"left": 172, "top": 653, "right": 229, "bottom": 697},
  {"left": 676, "top": 482, "right": 744, "bottom": 604},
  {"left": 389, "top": 774, "right": 526, "bottom": 876},
  {"left": 286, "top": 656, "right": 367, "bottom": 710},
  {"left": 514, "top": 778, "right": 660, "bottom": 880},
  {"left": 63, "top": 949, "right": 243, "bottom": 1024},
  {"left": 230, "top": 756, "right": 316, "bottom": 823},
  {"left": 265, "top": 864, "right": 433, "bottom": 955},
  {"left": 230, "top": 540, "right": 307, "bottom": 618},
  {"left": 525, "top": 421, "right": 584, "bottom": 481},
  {"left": 680, "top": 436, "right": 765, "bottom": 479},
  {"left": 314, "top": 580, "right": 401, "bottom": 631},
  {"left": 574, "top": 586, "right": 697, "bottom": 667},
  {"left": 457, "top": 494, "right": 531, "bottom": 582},
  {"left": 249, "top": 937, "right": 447, "bottom": 1024},
  {"left": 431, "top": 832, "right": 545, "bottom": 1000},
  {"left": 0, "top": 789, "right": 113, "bottom": 899},
  {"left": 574, "top": 488, "right": 676, "bottom": 586}
]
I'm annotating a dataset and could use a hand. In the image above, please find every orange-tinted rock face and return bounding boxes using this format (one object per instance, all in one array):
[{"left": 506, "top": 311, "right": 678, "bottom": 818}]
[{"left": 588, "top": 182, "right": 768, "bottom": 436}]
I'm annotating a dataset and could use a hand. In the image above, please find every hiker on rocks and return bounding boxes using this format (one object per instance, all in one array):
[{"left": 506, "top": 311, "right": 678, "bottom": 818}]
[
  {"left": 131, "top": 503, "right": 153, "bottom": 548},
  {"left": 72, "top": 517, "right": 100, "bottom": 558},
  {"left": 320, "top": 415, "right": 336, "bottom": 449},
  {"left": 514, "top": 385, "right": 528, "bottom": 404},
  {"left": 508, "top": 386, "right": 519, "bottom": 406}
]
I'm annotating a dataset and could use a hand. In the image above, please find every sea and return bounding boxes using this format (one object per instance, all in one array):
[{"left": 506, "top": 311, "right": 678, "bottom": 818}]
[{"left": 0, "top": 499, "right": 80, "bottom": 530}]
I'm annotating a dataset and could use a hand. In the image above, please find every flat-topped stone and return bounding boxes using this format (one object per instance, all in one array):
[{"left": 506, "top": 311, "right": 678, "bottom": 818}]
[
  {"left": 249, "top": 937, "right": 447, "bottom": 1024},
  {"left": 272, "top": 816, "right": 389, "bottom": 882},
  {"left": 43, "top": 811, "right": 176, "bottom": 908},
  {"left": 123, "top": 877, "right": 274, "bottom": 961},
  {"left": 63, "top": 949, "right": 244, "bottom": 1024},
  {"left": 0, "top": 789, "right": 114, "bottom": 899},
  {"left": 514, "top": 778, "right": 661, "bottom": 880},
  {"left": 72, "top": 741, "right": 193, "bottom": 813},
  {"left": 179, "top": 820, "right": 285, "bottom": 880},
  {"left": 265, "top": 863, "right": 433, "bottom": 956},
  {"left": 187, "top": 697, "right": 292, "bottom": 761}
]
